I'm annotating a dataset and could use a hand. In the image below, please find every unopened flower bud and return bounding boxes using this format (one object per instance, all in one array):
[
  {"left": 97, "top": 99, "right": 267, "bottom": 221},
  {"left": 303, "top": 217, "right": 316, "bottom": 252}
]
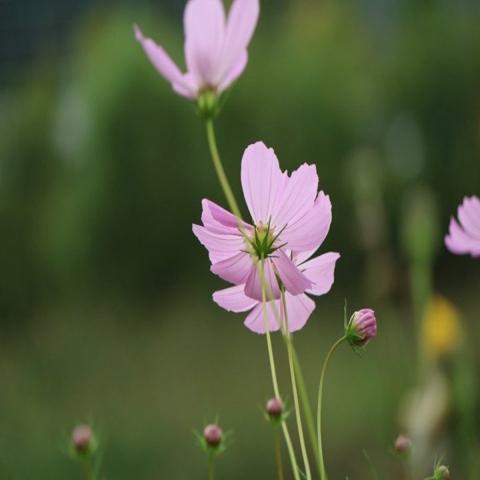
[
  {"left": 346, "top": 308, "right": 377, "bottom": 347},
  {"left": 266, "top": 398, "right": 283, "bottom": 419},
  {"left": 394, "top": 434, "right": 412, "bottom": 454},
  {"left": 203, "top": 424, "right": 223, "bottom": 448},
  {"left": 435, "top": 465, "right": 450, "bottom": 480},
  {"left": 71, "top": 425, "right": 93, "bottom": 454}
]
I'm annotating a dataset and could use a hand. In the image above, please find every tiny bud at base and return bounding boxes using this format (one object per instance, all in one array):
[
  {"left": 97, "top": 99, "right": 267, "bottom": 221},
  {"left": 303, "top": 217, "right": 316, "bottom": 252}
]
[
  {"left": 435, "top": 465, "right": 450, "bottom": 480},
  {"left": 394, "top": 434, "right": 412, "bottom": 453},
  {"left": 72, "top": 425, "right": 93, "bottom": 454},
  {"left": 203, "top": 424, "right": 222, "bottom": 448},
  {"left": 266, "top": 398, "right": 283, "bottom": 418}
]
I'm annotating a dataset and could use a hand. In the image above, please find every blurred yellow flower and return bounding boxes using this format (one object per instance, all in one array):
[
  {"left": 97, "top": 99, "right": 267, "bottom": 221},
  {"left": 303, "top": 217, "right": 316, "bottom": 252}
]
[{"left": 422, "top": 295, "right": 463, "bottom": 360}]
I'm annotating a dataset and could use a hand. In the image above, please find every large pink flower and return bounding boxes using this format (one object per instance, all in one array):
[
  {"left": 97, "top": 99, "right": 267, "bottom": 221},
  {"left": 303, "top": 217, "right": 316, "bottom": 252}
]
[
  {"left": 134, "top": 0, "right": 259, "bottom": 99},
  {"left": 445, "top": 195, "right": 480, "bottom": 258},
  {"left": 193, "top": 142, "right": 340, "bottom": 333}
]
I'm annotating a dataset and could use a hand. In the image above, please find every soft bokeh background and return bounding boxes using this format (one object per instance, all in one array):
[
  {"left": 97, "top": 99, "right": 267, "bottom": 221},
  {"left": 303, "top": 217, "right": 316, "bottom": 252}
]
[{"left": 1, "top": 0, "right": 480, "bottom": 478}]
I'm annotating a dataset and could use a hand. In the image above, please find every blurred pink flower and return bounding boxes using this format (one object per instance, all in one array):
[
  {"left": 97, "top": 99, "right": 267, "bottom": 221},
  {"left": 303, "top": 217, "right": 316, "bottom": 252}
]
[
  {"left": 193, "top": 142, "right": 340, "bottom": 333},
  {"left": 445, "top": 195, "right": 480, "bottom": 257},
  {"left": 134, "top": 0, "right": 259, "bottom": 99}
]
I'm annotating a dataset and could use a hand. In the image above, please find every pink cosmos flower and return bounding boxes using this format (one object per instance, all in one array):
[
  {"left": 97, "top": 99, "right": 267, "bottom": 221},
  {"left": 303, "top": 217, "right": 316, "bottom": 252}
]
[
  {"left": 445, "top": 195, "right": 480, "bottom": 258},
  {"left": 134, "top": 0, "right": 259, "bottom": 99},
  {"left": 193, "top": 142, "right": 340, "bottom": 334}
]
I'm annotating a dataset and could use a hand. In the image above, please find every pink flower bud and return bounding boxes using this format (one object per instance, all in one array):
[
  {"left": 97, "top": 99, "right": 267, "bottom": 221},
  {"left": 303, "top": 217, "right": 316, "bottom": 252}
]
[
  {"left": 71, "top": 425, "right": 93, "bottom": 454},
  {"left": 346, "top": 308, "right": 377, "bottom": 347},
  {"left": 394, "top": 434, "right": 412, "bottom": 453},
  {"left": 266, "top": 398, "right": 283, "bottom": 418},
  {"left": 203, "top": 424, "right": 223, "bottom": 448}
]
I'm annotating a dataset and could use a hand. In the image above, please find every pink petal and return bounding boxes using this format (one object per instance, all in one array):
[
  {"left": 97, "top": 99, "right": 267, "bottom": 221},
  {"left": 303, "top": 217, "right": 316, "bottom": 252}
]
[
  {"left": 184, "top": 0, "right": 226, "bottom": 88},
  {"left": 218, "top": 0, "right": 259, "bottom": 88},
  {"left": 201, "top": 199, "right": 245, "bottom": 235},
  {"left": 134, "top": 24, "right": 196, "bottom": 98},
  {"left": 458, "top": 196, "right": 480, "bottom": 239},
  {"left": 301, "top": 252, "right": 340, "bottom": 296},
  {"left": 244, "top": 300, "right": 282, "bottom": 334},
  {"left": 192, "top": 224, "right": 244, "bottom": 263},
  {"left": 445, "top": 217, "right": 480, "bottom": 257},
  {"left": 213, "top": 285, "right": 258, "bottom": 312},
  {"left": 241, "top": 142, "right": 286, "bottom": 224},
  {"left": 211, "top": 252, "right": 253, "bottom": 284},
  {"left": 244, "top": 292, "right": 315, "bottom": 334},
  {"left": 272, "top": 249, "right": 312, "bottom": 295},
  {"left": 225, "top": 0, "right": 259, "bottom": 60},
  {"left": 281, "top": 191, "right": 332, "bottom": 252},
  {"left": 244, "top": 259, "right": 280, "bottom": 301},
  {"left": 218, "top": 51, "right": 248, "bottom": 93},
  {"left": 282, "top": 293, "right": 316, "bottom": 333},
  {"left": 272, "top": 163, "right": 318, "bottom": 228}
]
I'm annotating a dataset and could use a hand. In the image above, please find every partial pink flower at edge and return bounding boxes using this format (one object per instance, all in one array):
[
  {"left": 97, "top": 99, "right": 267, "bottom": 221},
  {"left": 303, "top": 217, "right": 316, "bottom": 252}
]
[
  {"left": 445, "top": 195, "right": 480, "bottom": 258},
  {"left": 193, "top": 141, "right": 340, "bottom": 334},
  {"left": 134, "top": 0, "right": 260, "bottom": 99}
]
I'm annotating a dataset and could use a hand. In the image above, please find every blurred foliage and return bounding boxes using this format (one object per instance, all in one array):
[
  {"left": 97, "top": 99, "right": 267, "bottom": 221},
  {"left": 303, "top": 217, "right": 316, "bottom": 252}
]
[{"left": 0, "top": 1, "right": 480, "bottom": 479}]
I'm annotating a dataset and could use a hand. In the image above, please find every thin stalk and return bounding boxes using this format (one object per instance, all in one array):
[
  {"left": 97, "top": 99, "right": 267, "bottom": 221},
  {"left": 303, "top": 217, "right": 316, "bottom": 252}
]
[
  {"left": 208, "top": 454, "right": 215, "bottom": 480},
  {"left": 259, "top": 261, "right": 301, "bottom": 480},
  {"left": 317, "top": 336, "right": 345, "bottom": 480},
  {"left": 274, "top": 430, "right": 285, "bottom": 480},
  {"left": 260, "top": 272, "right": 322, "bottom": 477},
  {"left": 81, "top": 458, "right": 95, "bottom": 480},
  {"left": 281, "top": 291, "right": 312, "bottom": 480},
  {"left": 259, "top": 267, "right": 322, "bottom": 477},
  {"left": 205, "top": 119, "right": 243, "bottom": 221},
  {"left": 290, "top": 345, "right": 321, "bottom": 469}
]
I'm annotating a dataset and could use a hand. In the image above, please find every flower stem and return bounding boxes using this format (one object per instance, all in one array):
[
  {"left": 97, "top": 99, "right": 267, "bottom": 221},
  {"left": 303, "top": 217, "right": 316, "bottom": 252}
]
[
  {"left": 281, "top": 292, "right": 312, "bottom": 480},
  {"left": 290, "top": 345, "right": 321, "bottom": 474},
  {"left": 274, "top": 430, "right": 285, "bottom": 480},
  {"left": 81, "top": 457, "right": 95, "bottom": 480},
  {"left": 259, "top": 262, "right": 301, "bottom": 480},
  {"left": 208, "top": 454, "right": 215, "bottom": 480},
  {"left": 317, "top": 336, "right": 345, "bottom": 480},
  {"left": 205, "top": 119, "right": 243, "bottom": 221}
]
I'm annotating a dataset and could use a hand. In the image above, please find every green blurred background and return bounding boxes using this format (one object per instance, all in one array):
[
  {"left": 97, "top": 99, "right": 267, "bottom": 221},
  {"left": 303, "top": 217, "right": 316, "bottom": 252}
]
[{"left": 1, "top": 0, "right": 480, "bottom": 478}]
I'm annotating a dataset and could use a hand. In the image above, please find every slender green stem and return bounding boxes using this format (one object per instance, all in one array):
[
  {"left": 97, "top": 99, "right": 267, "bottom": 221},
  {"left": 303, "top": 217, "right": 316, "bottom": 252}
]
[
  {"left": 205, "top": 119, "right": 243, "bottom": 221},
  {"left": 259, "top": 261, "right": 301, "bottom": 480},
  {"left": 274, "top": 431, "right": 285, "bottom": 480},
  {"left": 281, "top": 291, "right": 312, "bottom": 480},
  {"left": 259, "top": 267, "right": 322, "bottom": 477},
  {"left": 208, "top": 454, "right": 215, "bottom": 480},
  {"left": 81, "top": 458, "right": 95, "bottom": 480},
  {"left": 317, "top": 336, "right": 345, "bottom": 480},
  {"left": 290, "top": 345, "right": 321, "bottom": 471}
]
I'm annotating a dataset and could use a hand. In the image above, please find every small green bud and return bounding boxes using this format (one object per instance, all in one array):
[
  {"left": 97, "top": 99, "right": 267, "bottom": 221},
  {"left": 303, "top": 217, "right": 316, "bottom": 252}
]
[{"left": 434, "top": 465, "right": 450, "bottom": 480}]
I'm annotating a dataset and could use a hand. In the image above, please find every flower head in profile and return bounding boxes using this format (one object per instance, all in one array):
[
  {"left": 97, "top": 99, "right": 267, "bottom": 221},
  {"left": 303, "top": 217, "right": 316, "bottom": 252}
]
[
  {"left": 445, "top": 195, "right": 480, "bottom": 257},
  {"left": 193, "top": 142, "right": 340, "bottom": 334},
  {"left": 134, "top": 0, "right": 259, "bottom": 101},
  {"left": 345, "top": 308, "right": 377, "bottom": 347}
]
